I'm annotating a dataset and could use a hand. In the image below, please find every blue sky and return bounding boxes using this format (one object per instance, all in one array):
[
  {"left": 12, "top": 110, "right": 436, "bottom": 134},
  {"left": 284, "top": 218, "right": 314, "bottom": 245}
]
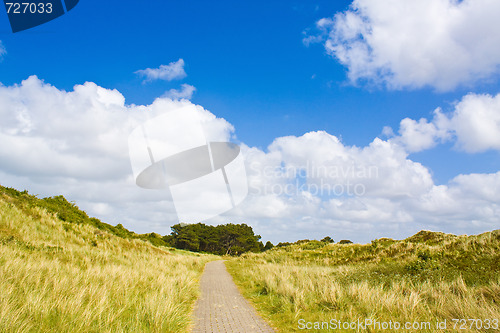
[{"left": 0, "top": 0, "right": 499, "bottom": 243}]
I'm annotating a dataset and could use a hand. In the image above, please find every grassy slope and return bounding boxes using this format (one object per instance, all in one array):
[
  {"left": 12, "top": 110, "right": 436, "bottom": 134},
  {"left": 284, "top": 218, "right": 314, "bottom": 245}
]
[
  {"left": 227, "top": 231, "right": 500, "bottom": 332},
  {"left": 0, "top": 186, "right": 170, "bottom": 247},
  {"left": 0, "top": 187, "right": 219, "bottom": 332}
]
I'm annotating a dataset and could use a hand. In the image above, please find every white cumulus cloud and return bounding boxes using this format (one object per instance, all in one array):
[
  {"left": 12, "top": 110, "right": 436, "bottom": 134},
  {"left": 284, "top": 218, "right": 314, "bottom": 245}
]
[
  {"left": 135, "top": 58, "right": 187, "bottom": 82},
  {"left": 388, "top": 92, "right": 500, "bottom": 153},
  {"left": 308, "top": 0, "right": 500, "bottom": 91},
  {"left": 449, "top": 93, "right": 500, "bottom": 152},
  {"left": 0, "top": 76, "right": 233, "bottom": 234},
  {"left": 162, "top": 83, "right": 196, "bottom": 100},
  {"left": 235, "top": 129, "right": 499, "bottom": 242}
]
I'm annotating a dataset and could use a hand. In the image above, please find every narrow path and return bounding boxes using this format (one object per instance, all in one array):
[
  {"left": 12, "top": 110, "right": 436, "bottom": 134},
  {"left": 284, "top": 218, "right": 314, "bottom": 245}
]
[{"left": 191, "top": 260, "right": 275, "bottom": 333}]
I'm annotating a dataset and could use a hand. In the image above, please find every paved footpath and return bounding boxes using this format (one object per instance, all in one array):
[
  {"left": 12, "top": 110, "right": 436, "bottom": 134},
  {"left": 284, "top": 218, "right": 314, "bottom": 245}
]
[{"left": 191, "top": 260, "right": 275, "bottom": 333}]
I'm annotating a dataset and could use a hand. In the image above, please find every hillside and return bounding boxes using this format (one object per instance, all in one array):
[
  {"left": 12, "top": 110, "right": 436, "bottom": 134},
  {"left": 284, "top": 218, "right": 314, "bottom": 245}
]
[
  {"left": 227, "top": 229, "right": 500, "bottom": 332},
  {"left": 0, "top": 185, "right": 171, "bottom": 247},
  {"left": 0, "top": 185, "right": 218, "bottom": 332}
]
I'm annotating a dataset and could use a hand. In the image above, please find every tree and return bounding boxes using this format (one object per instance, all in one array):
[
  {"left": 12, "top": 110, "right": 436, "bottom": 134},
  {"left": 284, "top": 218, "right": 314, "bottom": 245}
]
[
  {"left": 263, "top": 241, "right": 274, "bottom": 251},
  {"left": 321, "top": 236, "right": 334, "bottom": 243},
  {"left": 217, "top": 224, "right": 262, "bottom": 255},
  {"left": 167, "top": 222, "right": 263, "bottom": 255},
  {"left": 177, "top": 229, "right": 200, "bottom": 251}
]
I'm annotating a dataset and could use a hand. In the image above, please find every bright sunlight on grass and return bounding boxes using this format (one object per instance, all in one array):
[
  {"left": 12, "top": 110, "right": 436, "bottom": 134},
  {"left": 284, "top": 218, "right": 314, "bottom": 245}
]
[
  {"left": 0, "top": 190, "right": 218, "bottom": 332},
  {"left": 226, "top": 230, "right": 500, "bottom": 332}
]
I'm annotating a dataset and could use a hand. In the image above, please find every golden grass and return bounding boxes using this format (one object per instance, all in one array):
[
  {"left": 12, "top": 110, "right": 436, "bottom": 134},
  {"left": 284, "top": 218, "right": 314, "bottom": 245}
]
[
  {"left": 0, "top": 200, "right": 218, "bottom": 332},
  {"left": 227, "top": 232, "right": 500, "bottom": 333}
]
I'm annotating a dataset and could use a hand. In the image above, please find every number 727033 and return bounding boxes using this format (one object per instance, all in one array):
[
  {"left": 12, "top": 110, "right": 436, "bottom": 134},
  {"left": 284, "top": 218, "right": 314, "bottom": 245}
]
[{"left": 5, "top": 2, "right": 53, "bottom": 14}]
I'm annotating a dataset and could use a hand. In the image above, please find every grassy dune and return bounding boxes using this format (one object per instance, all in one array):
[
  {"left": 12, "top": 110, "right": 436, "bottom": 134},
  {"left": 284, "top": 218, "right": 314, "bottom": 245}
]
[
  {"left": 0, "top": 191, "right": 218, "bottom": 332},
  {"left": 227, "top": 231, "right": 500, "bottom": 332}
]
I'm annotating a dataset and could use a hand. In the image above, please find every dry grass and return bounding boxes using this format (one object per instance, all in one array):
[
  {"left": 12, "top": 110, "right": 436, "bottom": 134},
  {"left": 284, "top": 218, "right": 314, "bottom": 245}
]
[
  {"left": 0, "top": 200, "right": 218, "bottom": 332},
  {"left": 227, "top": 231, "right": 500, "bottom": 332}
]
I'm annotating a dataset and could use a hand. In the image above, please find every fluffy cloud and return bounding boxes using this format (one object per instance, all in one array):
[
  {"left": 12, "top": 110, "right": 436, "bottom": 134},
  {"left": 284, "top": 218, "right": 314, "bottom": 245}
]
[
  {"left": 239, "top": 130, "right": 499, "bottom": 242},
  {"left": 0, "top": 76, "right": 231, "bottom": 179},
  {"left": 390, "top": 110, "right": 451, "bottom": 153},
  {"left": 0, "top": 77, "right": 498, "bottom": 243},
  {"left": 0, "top": 76, "right": 233, "bottom": 233},
  {"left": 244, "top": 132, "right": 433, "bottom": 199},
  {"left": 162, "top": 83, "right": 196, "bottom": 100},
  {"left": 0, "top": 76, "right": 132, "bottom": 180},
  {"left": 242, "top": 131, "right": 433, "bottom": 218},
  {"left": 308, "top": 0, "right": 500, "bottom": 91},
  {"left": 449, "top": 93, "right": 500, "bottom": 152},
  {"left": 411, "top": 172, "right": 500, "bottom": 226},
  {"left": 388, "top": 93, "right": 500, "bottom": 153},
  {"left": 135, "top": 58, "right": 187, "bottom": 82}
]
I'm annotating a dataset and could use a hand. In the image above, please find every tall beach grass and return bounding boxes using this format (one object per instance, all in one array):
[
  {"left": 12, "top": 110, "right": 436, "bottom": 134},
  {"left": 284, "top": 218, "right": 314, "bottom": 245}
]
[
  {"left": 227, "top": 231, "right": 500, "bottom": 332},
  {"left": 0, "top": 197, "right": 217, "bottom": 332}
]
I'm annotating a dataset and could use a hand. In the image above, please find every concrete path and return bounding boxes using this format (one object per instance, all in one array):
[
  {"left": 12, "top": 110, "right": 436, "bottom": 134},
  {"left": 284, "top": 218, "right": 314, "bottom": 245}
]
[{"left": 191, "top": 260, "right": 275, "bottom": 333}]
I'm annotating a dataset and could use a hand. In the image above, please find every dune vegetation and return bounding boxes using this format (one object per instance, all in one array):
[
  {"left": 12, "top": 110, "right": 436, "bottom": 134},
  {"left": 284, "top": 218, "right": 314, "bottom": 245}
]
[
  {"left": 227, "top": 230, "right": 500, "bottom": 332},
  {"left": 0, "top": 186, "right": 218, "bottom": 333},
  {"left": 2, "top": 183, "right": 499, "bottom": 332}
]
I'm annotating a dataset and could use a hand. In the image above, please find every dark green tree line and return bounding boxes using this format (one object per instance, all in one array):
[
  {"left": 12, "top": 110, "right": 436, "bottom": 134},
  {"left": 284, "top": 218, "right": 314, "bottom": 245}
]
[{"left": 165, "top": 223, "right": 264, "bottom": 255}]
